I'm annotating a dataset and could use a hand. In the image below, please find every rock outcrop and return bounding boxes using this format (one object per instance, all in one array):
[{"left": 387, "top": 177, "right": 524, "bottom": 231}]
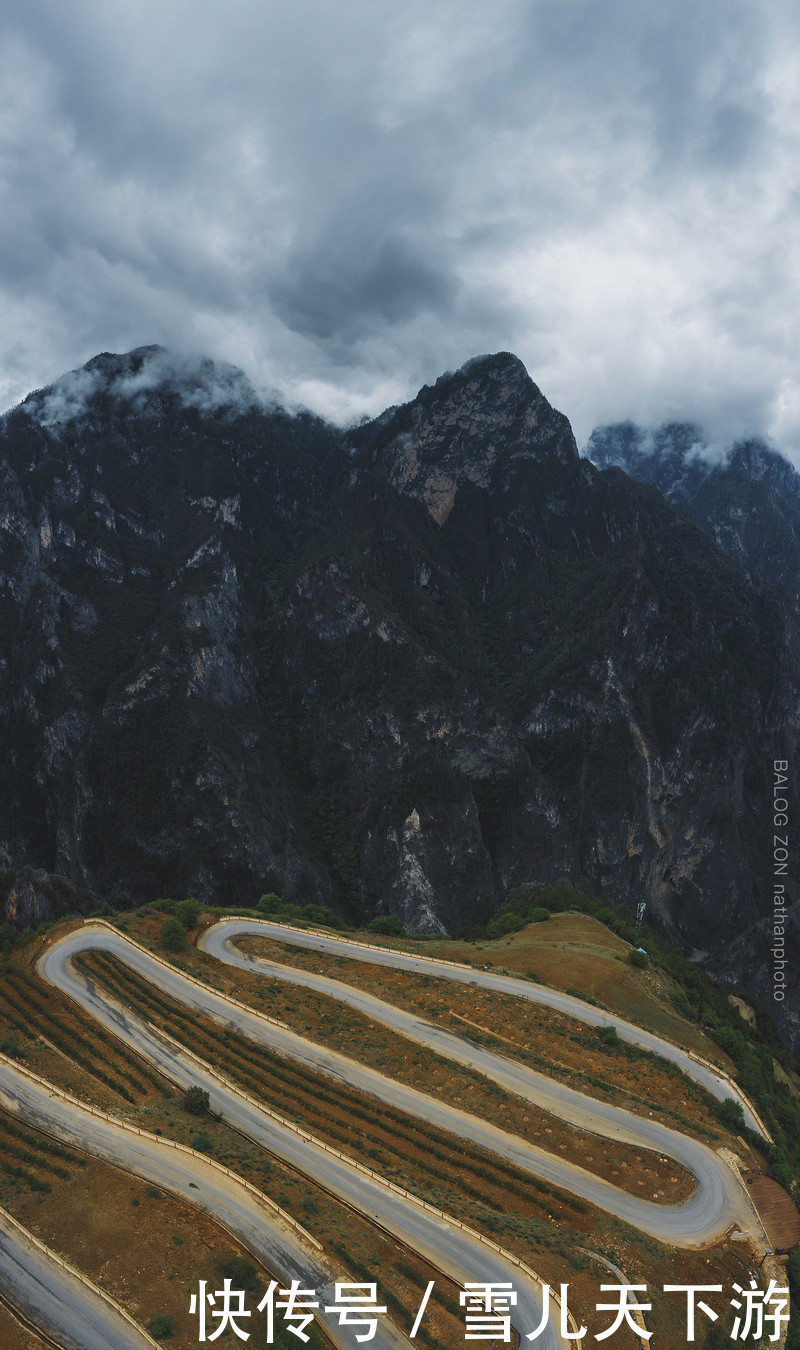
[{"left": 1, "top": 346, "right": 798, "bottom": 1046}]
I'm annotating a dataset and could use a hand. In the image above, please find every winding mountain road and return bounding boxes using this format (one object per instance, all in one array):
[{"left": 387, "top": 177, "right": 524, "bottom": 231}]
[
  {"left": 46, "top": 923, "right": 757, "bottom": 1247},
  {"left": 26, "top": 926, "right": 566, "bottom": 1349},
  {"left": 0, "top": 916, "right": 767, "bottom": 1350},
  {"left": 0, "top": 1054, "right": 399, "bottom": 1350},
  {"left": 207, "top": 918, "right": 764, "bottom": 1132}
]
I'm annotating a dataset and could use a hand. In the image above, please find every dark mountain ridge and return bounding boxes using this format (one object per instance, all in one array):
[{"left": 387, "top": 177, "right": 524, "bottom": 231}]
[
  {"left": 587, "top": 420, "right": 800, "bottom": 607},
  {"left": 1, "top": 348, "right": 798, "bottom": 1048}
]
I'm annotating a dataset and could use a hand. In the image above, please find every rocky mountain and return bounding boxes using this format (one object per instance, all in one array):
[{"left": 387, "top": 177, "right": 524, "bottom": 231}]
[
  {"left": 1, "top": 347, "right": 798, "bottom": 1047},
  {"left": 586, "top": 421, "right": 800, "bottom": 608}
]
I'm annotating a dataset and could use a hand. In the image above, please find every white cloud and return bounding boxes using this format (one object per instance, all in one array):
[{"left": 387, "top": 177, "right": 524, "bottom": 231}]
[
  {"left": 20, "top": 346, "right": 264, "bottom": 428},
  {"left": 1, "top": 0, "right": 800, "bottom": 456}
]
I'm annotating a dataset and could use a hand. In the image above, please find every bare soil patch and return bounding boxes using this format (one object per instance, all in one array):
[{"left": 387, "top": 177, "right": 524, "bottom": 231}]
[{"left": 0, "top": 1300, "right": 49, "bottom": 1349}]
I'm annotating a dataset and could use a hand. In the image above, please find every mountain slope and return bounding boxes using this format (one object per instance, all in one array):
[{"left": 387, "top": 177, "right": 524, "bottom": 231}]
[
  {"left": 1, "top": 347, "right": 798, "bottom": 1048},
  {"left": 586, "top": 420, "right": 800, "bottom": 607}
]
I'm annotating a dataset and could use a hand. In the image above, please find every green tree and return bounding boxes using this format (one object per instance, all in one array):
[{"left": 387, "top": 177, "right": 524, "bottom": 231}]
[
  {"left": 160, "top": 917, "right": 184, "bottom": 951},
  {"left": 716, "top": 1096, "right": 745, "bottom": 1132},
  {"left": 628, "top": 948, "right": 649, "bottom": 968},
  {"left": 176, "top": 897, "right": 200, "bottom": 929},
  {"left": 485, "top": 913, "right": 526, "bottom": 939},
  {"left": 366, "top": 915, "right": 405, "bottom": 936},
  {"left": 216, "top": 1254, "right": 258, "bottom": 1292},
  {"left": 146, "top": 1314, "right": 174, "bottom": 1340},
  {"left": 183, "top": 1086, "right": 210, "bottom": 1116}
]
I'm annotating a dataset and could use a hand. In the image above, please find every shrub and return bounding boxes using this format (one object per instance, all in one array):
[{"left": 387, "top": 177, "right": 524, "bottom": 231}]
[
  {"left": 628, "top": 948, "right": 649, "bottom": 968},
  {"left": 716, "top": 1096, "right": 745, "bottom": 1133},
  {"left": 160, "top": 917, "right": 185, "bottom": 952},
  {"left": 712, "top": 1023, "right": 748, "bottom": 1059},
  {"left": 485, "top": 913, "right": 526, "bottom": 940},
  {"left": 366, "top": 915, "right": 406, "bottom": 936},
  {"left": 147, "top": 1314, "right": 174, "bottom": 1339},
  {"left": 191, "top": 1132, "right": 213, "bottom": 1152},
  {"left": 670, "top": 989, "right": 693, "bottom": 1018},
  {"left": 527, "top": 907, "right": 551, "bottom": 923},
  {"left": 0, "top": 1035, "right": 25, "bottom": 1059},
  {"left": 566, "top": 986, "right": 600, "bottom": 1005},
  {"left": 597, "top": 1025, "right": 619, "bottom": 1047},
  {"left": 768, "top": 1149, "right": 795, "bottom": 1191},
  {"left": 302, "top": 903, "right": 336, "bottom": 925},
  {"left": 534, "top": 877, "right": 587, "bottom": 912},
  {"left": 216, "top": 1254, "right": 258, "bottom": 1292},
  {"left": 176, "top": 898, "right": 200, "bottom": 929},
  {"left": 257, "top": 892, "right": 283, "bottom": 914},
  {"left": 183, "top": 1086, "right": 210, "bottom": 1116}
]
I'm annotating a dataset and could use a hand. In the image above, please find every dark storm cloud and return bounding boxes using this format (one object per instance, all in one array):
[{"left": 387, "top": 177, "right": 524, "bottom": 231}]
[
  {"left": 1, "top": 0, "right": 799, "bottom": 452},
  {"left": 270, "top": 234, "right": 458, "bottom": 343}
]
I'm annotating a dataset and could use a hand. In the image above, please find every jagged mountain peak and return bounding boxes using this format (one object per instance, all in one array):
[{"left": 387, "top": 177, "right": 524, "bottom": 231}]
[
  {"left": 440, "top": 349, "right": 531, "bottom": 387},
  {"left": 2, "top": 345, "right": 800, "bottom": 1051},
  {"left": 586, "top": 417, "right": 800, "bottom": 604},
  {"left": 586, "top": 421, "right": 712, "bottom": 503},
  {"left": 353, "top": 350, "right": 579, "bottom": 526},
  {"left": 587, "top": 418, "right": 799, "bottom": 499},
  {"left": 727, "top": 437, "right": 800, "bottom": 492},
  {"left": 14, "top": 345, "right": 261, "bottom": 432},
  {"left": 82, "top": 344, "right": 167, "bottom": 378}
]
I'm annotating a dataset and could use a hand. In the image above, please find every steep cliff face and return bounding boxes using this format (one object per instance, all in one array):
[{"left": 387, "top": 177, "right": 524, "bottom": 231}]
[
  {"left": 275, "top": 357, "right": 799, "bottom": 954},
  {"left": 0, "top": 347, "right": 345, "bottom": 909},
  {"left": 584, "top": 420, "right": 800, "bottom": 1051},
  {"left": 706, "top": 908, "right": 800, "bottom": 1057},
  {"left": 1, "top": 346, "right": 798, "bottom": 1048}
]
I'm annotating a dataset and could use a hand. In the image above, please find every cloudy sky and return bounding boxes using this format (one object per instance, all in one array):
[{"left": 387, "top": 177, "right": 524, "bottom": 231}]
[{"left": 2, "top": 0, "right": 799, "bottom": 453}]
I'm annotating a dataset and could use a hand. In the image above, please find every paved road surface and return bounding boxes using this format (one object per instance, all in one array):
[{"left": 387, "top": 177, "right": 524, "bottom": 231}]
[
  {"left": 51, "top": 924, "right": 757, "bottom": 1246},
  {"left": 201, "top": 920, "right": 757, "bottom": 1245},
  {"left": 0, "top": 1055, "right": 411, "bottom": 1350},
  {"left": 0, "top": 924, "right": 766, "bottom": 1350},
  {"left": 212, "top": 919, "right": 762, "bottom": 1131},
  {"left": 0, "top": 1206, "right": 153, "bottom": 1350},
  {"left": 46, "top": 924, "right": 755, "bottom": 1248},
  {"left": 32, "top": 929, "right": 564, "bottom": 1349}
]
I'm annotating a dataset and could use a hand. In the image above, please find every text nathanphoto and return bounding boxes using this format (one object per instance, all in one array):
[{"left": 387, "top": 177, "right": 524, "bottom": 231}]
[{"left": 773, "top": 759, "right": 790, "bottom": 1003}]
